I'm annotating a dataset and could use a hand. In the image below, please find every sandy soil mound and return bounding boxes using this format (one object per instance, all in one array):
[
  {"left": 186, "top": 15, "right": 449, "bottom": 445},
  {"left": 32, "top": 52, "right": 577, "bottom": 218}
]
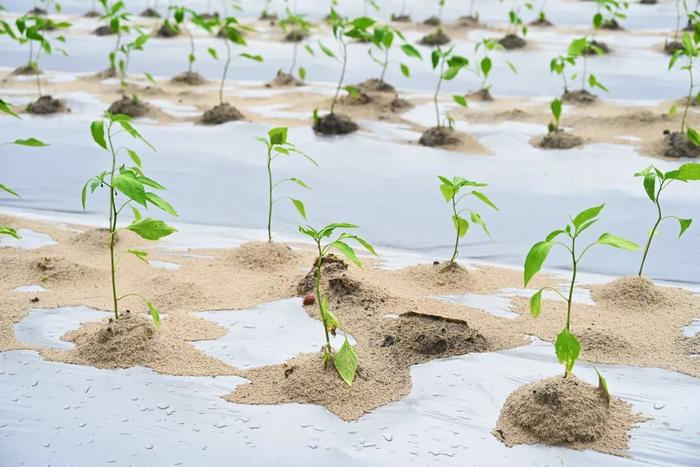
[
  {"left": 380, "top": 312, "right": 489, "bottom": 362},
  {"left": 355, "top": 78, "right": 395, "bottom": 94},
  {"left": 403, "top": 262, "right": 474, "bottom": 293},
  {"left": 662, "top": 131, "right": 700, "bottom": 158},
  {"left": 171, "top": 71, "right": 206, "bottom": 86},
  {"left": 63, "top": 312, "right": 159, "bottom": 368},
  {"left": 140, "top": 8, "right": 161, "bottom": 18},
  {"left": 419, "top": 126, "right": 461, "bottom": 147},
  {"left": 339, "top": 91, "right": 373, "bottom": 106},
  {"left": 495, "top": 375, "right": 641, "bottom": 453},
  {"left": 31, "top": 256, "right": 101, "bottom": 283},
  {"left": 156, "top": 22, "right": 179, "bottom": 38},
  {"left": 94, "top": 25, "right": 116, "bottom": 36},
  {"left": 28, "top": 7, "right": 47, "bottom": 15},
  {"left": 284, "top": 29, "right": 308, "bottom": 42},
  {"left": 297, "top": 253, "right": 349, "bottom": 295},
  {"left": 530, "top": 17, "right": 554, "bottom": 27},
  {"left": 11, "top": 65, "right": 40, "bottom": 76},
  {"left": 584, "top": 40, "right": 610, "bottom": 55},
  {"left": 601, "top": 19, "right": 624, "bottom": 30},
  {"left": 313, "top": 113, "right": 358, "bottom": 135},
  {"left": 390, "top": 14, "right": 411, "bottom": 22},
  {"left": 419, "top": 30, "right": 451, "bottom": 46},
  {"left": 499, "top": 34, "right": 526, "bottom": 50},
  {"left": 83, "top": 10, "right": 100, "bottom": 17},
  {"left": 578, "top": 327, "right": 632, "bottom": 355},
  {"left": 423, "top": 16, "right": 441, "bottom": 26},
  {"left": 468, "top": 88, "right": 494, "bottom": 102},
  {"left": 457, "top": 15, "right": 481, "bottom": 27},
  {"left": 108, "top": 96, "right": 149, "bottom": 118},
  {"left": 265, "top": 70, "right": 304, "bottom": 87},
  {"left": 563, "top": 89, "right": 598, "bottom": 105},
  {"left": 591, "top": 276, "right": 679, "bottom": 311},
  {"left": 664, "top": 40, "right": 683, "bottom": 54},
  {"left": 686, "top": 335, "right": 700, "bottom": 355},
  {"left": 538, "top": 129, "right": 584, "bottom": 149},
  {"left": 227, "top": 241, "right": 299, "bottom": 272},
  {"left": 201, "top": 103, "right": 244, "bottom": 125},
  {"left": 69, "top": 228, "right": 116, "bottom": 251},
  {"left": 26, "top": 95, "right": 67, "bottom": 115}
]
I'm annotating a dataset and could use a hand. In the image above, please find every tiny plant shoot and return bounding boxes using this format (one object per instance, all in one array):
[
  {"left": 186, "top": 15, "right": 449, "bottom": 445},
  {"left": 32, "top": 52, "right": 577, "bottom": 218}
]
[
  {"left": 593, "top": 0, "right": 628, "bottom": 30},
  {"left": 669, "top": 31, "right": 700, "bottom": 142},
  {"left": 170, "top": 6, "right": 202, "bottom": 75},
  {"left": 430, "top": 46, "right": 470, "bottom": 127},
  {"left": 635, "top": 163, "right": 700, "bottom": 276},
  {"left": 550, "top": 37, "right": 608, "bottom": 96},
  {"left": 361, "top": 23, "right": 422, "bottom": 82},
  {"left": 524, "top": 204, "right": 639, "bottom": 376},
  {"left": 438, "top": 176, "right": 498, "bottom": 263},
  {"left": 0, "top": 98, "right": 48, "bottom": 238},
  {"left": 257, "top": 127, "right": 317, "bottom": 242},
  {"left": 279, "top": 1, "right": 313, "bottom": 81},
  {"left": 472, "top": 37, "right": 517, "bottom": 93},
  {"left": 83, "top": 113, "right": 178, "bottom": 324},
  {"left": 298, "top": 223, "right": 377, "bottom": 386}
]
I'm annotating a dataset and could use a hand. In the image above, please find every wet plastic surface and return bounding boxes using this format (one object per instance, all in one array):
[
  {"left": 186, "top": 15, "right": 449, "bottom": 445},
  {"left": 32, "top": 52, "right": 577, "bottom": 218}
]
[{"left": 0, "top": 228, "right": 57, "bottom": 249}]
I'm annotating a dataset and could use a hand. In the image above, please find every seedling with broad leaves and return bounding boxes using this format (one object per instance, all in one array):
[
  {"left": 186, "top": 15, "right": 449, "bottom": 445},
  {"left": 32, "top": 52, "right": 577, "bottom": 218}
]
[
  {"left": 298, "top": 222, "right": 377, "bottom": 386},
  {"left": 257, "top": 127, "right": 317, "bottom": 242},
  {"left": 593, "top": 0, "right": 628, "bottom": 30},
  {"left": 470, "top": 38, "right": 517, "bottom": 98},
  {"left": 431, "top": 46, "right": 470, "bottom": 128},
  {"left": 167, "top": 6, "right": 207, "bottom": 81},
  {"left": 550, "top": 36, "right": 608, "bottom": 101},
  {"left": 668, "top": 31, "right": 700, "bottom": 148},
  {"left": 524, "top": 204, "right": 639, "bottom": 377},
  {"left": 82, "top": 113, "right": 177, "bottom": 324},
  {"left": 360, "top": 23, "right": 422, "bottom": 85},
  {"left": 0, "top": 99, "right": 49, "bottom": 238},
  {"left": 438, "top": 176, "right": 498, "bottom": 263},
  {"left": 635, "top": 163, "right": 700, "bottom": 276}
]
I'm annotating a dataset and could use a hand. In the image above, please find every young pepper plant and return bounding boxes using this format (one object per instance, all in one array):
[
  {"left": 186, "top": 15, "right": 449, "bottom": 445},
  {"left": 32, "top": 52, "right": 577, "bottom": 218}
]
[
  {"left": 635, "top": 163, "right": 700, "bottom": 276},
  {"left": 82, "top": 113, "right": 177, "bottom": 324},
  {"left": 524, "top": 204, "right": 639, "bottom": 376},
  {"left": 550, "top": 37, "right": 607, "bottom": 97},
  {"left": 257, "top": 127, "right": 317, "bottom": 242},
  {"left": 471, "top": 37, "right": 517, "bottom": 93},
  {"left": 669, "top": 31, "right": 700, "bottom": 140},
  {"left": 593, "top": 0, "right": 628, "bottom": 30},
  {"left": 298, "top": 222, "right": 377, "bottom": 386},
  {"left": 169, "top": 6, "right": 202, "bottom": 75},
  {"left": 0, "top": 99, "right": 49, "bottom": 238},
  {"left": 362, "top": 23, "right": 422, "bottom": 82},
  {"left": 430, "top": 46, "right": 470, "bottom": 128},
  {"left": 279, "top": 2, "right": 313, "bottom": 81},
  {"left": 438, "top": 176, "right": 498, "bottom": 263}
]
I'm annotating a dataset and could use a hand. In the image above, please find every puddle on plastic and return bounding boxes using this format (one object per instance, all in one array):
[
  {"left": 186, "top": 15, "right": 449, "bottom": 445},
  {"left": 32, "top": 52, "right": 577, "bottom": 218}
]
[
  {"left": 194, "top": 298, "right": 354, "bottom": 369},
  {"left": 682, "top": 319, "right": 700, "bottom": 338},
  {"left": 1, "top": 337, "right": 698, "bottom": 466},
  {"left": 0, "top": 229, "right": 56, "bottom": 249},
  {"left": 13, "top": 285, "right": 47, "bottom": 293}
]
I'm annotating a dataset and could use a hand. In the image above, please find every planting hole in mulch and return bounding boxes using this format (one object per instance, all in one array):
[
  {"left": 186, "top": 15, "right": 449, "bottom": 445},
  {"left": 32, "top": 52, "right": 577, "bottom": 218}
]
[
  {"left": 499, "top": 34, "right": 527, "bottom": 50},
  {"left": 562, "top": 89, "right": 598, "bottom": 105},
  {"left": 201, "top": 103, "right": 245, "bottom": 125},
  {"left": 108, "top": 96, "right": 149, "bottom": 118},
  {"left": 313, "top": 112, "right": 359, "bottom": 135},
  {"left": 419, "top": 126, "right": 461, "bottom": 147},
  {"left": 419, "top": 30, "right": 451, "bottom": 46},
  {"left": 538, "top": 129, "right": 585, "bottom": 149},
  {"left": 171, "top": 71, "right": 207, "bottom": 86},
  {"left": 26, "top": 95, "right": 68, "bottom": 115},
  {"left": 661, "top": 131, "right": 700, "bottom": 158}
]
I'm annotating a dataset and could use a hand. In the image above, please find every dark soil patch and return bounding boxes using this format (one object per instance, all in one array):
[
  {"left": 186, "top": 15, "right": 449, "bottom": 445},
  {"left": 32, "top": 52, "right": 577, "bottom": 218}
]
[
  {"left": 423, "top": 16, "right": 441, "bottom": 26},
  {"left": 11, "top": 64, "right": 40, "bottom": 76},
  {"left": 156, "top": 22, "right": 180, "bottom": 38},
  {"left": 199, "top": 12, "right": 219, "bottom": 20},
  {"left": 601, "top": 19, "right": 624, "bottom": 30},
  {"left": 538, "top": 129, "right": 584, "bottom": 149},
  {"left": 108, "top": 96, "right": 149, "bottom": 118},
  {"left": 265, "top": 70, "right": 304, "bottom": 87},
  {"left": 339, "top": 91, "right": 372, "bottom": 106},
  {"left": 284, "top": 29, "right": 308, "bottom": 42},
  {"left": 28, "top": 7, "right": 47, "bottom": 15},
  {"left": 662, "top": 131, "right": 700, "bottom": 158},
  {"left": 201, "top": 103, "right": 244, "bottom": 125},
  {"left": 94, "top": 67, "right": 117, "bottom": 79},
  {"left": 530, "top": 17, "right": 554, "bottom": 27},
  {"left": 468, "top": 88, "right": 494, "bottom": 102},
  {"left": 355, "top": 78, "right": 395, "bottom": 93},
  {"left": 171, "top": 71, "right": 206, "bottom": 85},
  {"left": 83, "top": 10, "right": 100, "bottom": 18},
  {"left": 419, "top": 30, "right": 451, "bottom": 46},
  {"left": 140, "top": 8, "right": 161, "bottom": 18},
  {"left": 562, "top": 89, "right": 598, "bottom": 105},
  {"left": 499, "top": 34, "right": 527, "bottom": 50},
  {"left": 639, "top": 0, "right": 657, "bottom": 4},
  {"left": 584, "top": 40, "right": 610, "bottom": 55},
  {"left": 26, "top": 95, "right": 67, "bottom": 115},
  {"left": 419, "top": 126, "right": 461, "bottom": 147},
  {"left": 664, "top": 40, "right": 684, "bottom": 55},
  {"left": 390, "top": 14, "right": 411, "bottom": 22},
  {"left": 297, "top": 254, "right": 348, "bottom": 296},
  {"left": 260, "top": 11, "right": 278, "bottom": 21},
  {"left": 313, "top": 113, "right": 358, "bottom": 135},
  {"left": 381, "top": 312, "right": 489, "bottom": 362},
  {"left": 457, "top": 15, "right": 481, "bottom": 27},
  {"left": 94, "top": 25, "right": 116, "bottom": 36}
]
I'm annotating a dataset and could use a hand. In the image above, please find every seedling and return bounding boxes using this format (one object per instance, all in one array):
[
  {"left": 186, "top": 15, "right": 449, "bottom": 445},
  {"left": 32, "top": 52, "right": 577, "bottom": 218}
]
[
  {"left": 169, "top": 6, "right": 206, "bottom": 77},
  {"left": 438, "top": 176, "right": 498, "bottom": 263},
  {"left": 548, "top": 98, "right": 562, "bottom": 133},
  {"left": 203, "top": 16, "right": 262, "bottom": 106},
  {"left": 593, "top": 0, "right": 628, "bottom": 30},
  {"left": 97, "top": 0, "right": 135, "bottom": 74},
  {"left": 524, "top": 204, "right": 639, "bottom": 376},
  {"left": 360, "top": 23, "right": 422, "bottom": 83},
  {"left": 532, "top": 0, "right": 551, "bottom": 25},
  {"left": 550, "top": 37, "right": 607, "bottom": 97},
  {"left": 298, "top": 222, "right": 377, "bottom": 386},
  {"left": 257, "top": 127, "right": 317, "bottom": 242},
  {"left": 504, "top": 0, "right": 529, "bottom": 37},
  {"left": 279, "top": 1, "right": 313, "bottom": 81},
  {"left": 0, "top": 99, "right": 48, "bottom": 239},
  {"left": 635, "top": 163, "right": 700, "bottom": 276},
  {"left": 430, "top": 46, "right": 470, "bottom": 128},
  {"left": 669, "top": 31, "right": 700, "bottom": 139},
  {"left": 82, "top": 113, "right": 177, "bottom": 324},
  {"left": 471, "top": 38, "right": 517, "bottom": 95}
]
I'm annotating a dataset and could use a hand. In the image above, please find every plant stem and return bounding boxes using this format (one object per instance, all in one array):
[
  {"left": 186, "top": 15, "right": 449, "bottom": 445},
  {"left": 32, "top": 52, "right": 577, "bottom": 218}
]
[
  {"left": 566, "top": 235, "right": 577, "bottom": 331},
  {"left": 682, "top": 57, "right": 694, "bottom": 133},
  {"left": 434, "top": 55, "right": 445, "bottom": 128},
  {"left": 638, "top": 184, "right": 664, "bottom": 276},
  {"left": 315, "top": 244, "right": 332, "bottom": 355},
  {"left": 380, "top": 46, "right": 389, "bottom": 83},
  {"left": 106, "top": 122, "right": 119, "bottom": 320},
  {"left": 449, "top": 196, "right": 459, "bottom": 262},
  {"left": 266, "top": 146, "right": 273, "bottom": 242},
  {"left": 220, "top": 35, "right": 231, "bottom": 106},
  {"left": 581, "top": 54, "right": 588, "bottom": 91},
  {"left": 289, "top": 41, "right": 298, "bottom": 76},
  {"left": 330, "top": 35, "right": 347, "bottom": 114},
  {"left": 186, "top": 25, "right": 195, "bottom": 73}
]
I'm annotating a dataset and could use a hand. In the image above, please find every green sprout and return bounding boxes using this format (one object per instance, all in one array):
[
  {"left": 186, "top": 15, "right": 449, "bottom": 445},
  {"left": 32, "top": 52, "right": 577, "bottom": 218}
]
[
  {"left": 524, "top": 204, "right": 639, "bottom": 376},
  {"left": 167, "top": 6, "right": 202, "bottom": 75},
  {"left": 635, "top": 163, "right": 700, "bottom": 276},
  {"left": 669, "top": 31, "right": 700, "bottom": 139},
  {"left": 82, "top": 113, "right": 178, "bottom": 324},
  {"left": 279, "top": 1, "right": 313, "bottom": 81},
  {"left": 593, "top": 0, "right": 628, "bottom": 30},
  {"left": 257, "top": 127, "right": 317, "bottom": 242},
  {"left": 298, "top": 222, "right": 377, "bottom": 386},
  {"left": 0, "top": 98, "right": 49, "bottom": 239},
  {"left": 472, "top": 38, "right": 517, "bottom": 94},
  {"left": 548, "top": 97, "right": 562, "bottom": 133},
  {"left": 438, "top": 176, "right": 498, "bottom": 263},
  {"left": 430, "top": 46, "right": 470, "bottom": 128},
  {"left": 361, "top": 23, "right": 422, "bottom": 82},
  {"left": 550, "top": 37, "right": 607, "bottom": 98}
]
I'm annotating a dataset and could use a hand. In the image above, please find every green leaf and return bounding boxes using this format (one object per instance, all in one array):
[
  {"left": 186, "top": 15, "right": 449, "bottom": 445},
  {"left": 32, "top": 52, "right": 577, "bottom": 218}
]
[
  {"left": 572, "top": 204, "right": 604, "bottom": 230},
  {"left": 0, "top": 226, "right": 19, "bottom": 238},
  {"left": 0, "top": 183, "right": 19, "bottom": 197},
  {"left": 334, "top": 337, "right": 358, "bottom": 386},
  {"left": 118, "top": 119, "right": 154, "bottom": 150},
  {"left": 112, "top": 173, "right": 147, "bottom": 207},
  {"left": 268, "top": 127, "right": 288, "bottom": 145},
  {"left": 524, "top": 241, "right": 554, "bottom": 287},
  {"left": 471, "top": 190, "right": 498, "bottom": 210},
  {"left": 145, "top": 192, "right": 177, "bottom": 216},
  {"left": 240, "top": 53, "right": 263, "bottom": 62},
  {"left": 555, "top": 328, "right": 580, "bottom": 376},
  {"left": 127, "top": 249, "right": 149, "bottom": 263},
  {"left": 530, "top": 289, "right": 543, "bottom": 317},
  {"left": 290, "top": 198, "right": 307, "bottom": 220},
  {"left": 480, "top": 56, "right": 492, "bottom": 77},
  {"left": 439, "top": 183, "right": 454, "bottom": 202},
  {"left": 147, "top": 302, "right": 161, "bottom": 328},
  {"left": 298, "top": 67, "right": 306, "bottom": 80},
  {"left": 678, "top": 218, "right": 692, "bottom": 237},
  {"left": 90, "top": 120, "right": 107, "bottom": 150},
  {"left": 452, "top": 215, "right": 469, "bottom": 238},
  {"left": 331, "top": 240, "right": 362, "bottom": 267},
  {"left": 80, "top": 181, "right": 89, "bottom": 209},
  {"left": 319, "top": 296, "right": 340, "bottom": 335},
  {"left": 596, "top": 233, "right": 639, "bottom": 251},
  {"left": 545, "top": 229, "right": 565, "bottom": 242},
  {"left": 131, "top": 206, "right": 142, "bottom": 220},
  {"left": 453, "top": 94, "right": 468, "bottom": 107},
  {"left": 0, "top": 98, "right": 19, "bottom": 118},
  {"left": 675, "top": 162, "right": 700, "bottom": 181},
  {"left": 127, "top": 149, "right": 142, "bottom": 168},
  {"left": 470, "top": 212, "right": 491, "bottom": 238},
  {"left": 14, "top": 137, "right": 48, "bottom": 147},
  {"left": 594, "top": 366, "right": 610, "bottom": 405},
  {"left": 643, "top": 171, "right": 656, "bottom": 202},
  {"left": 400, "top": 43, "right": 421, "bottom": 59},
  {"left": 127, "top": 218, "right": 177, "bottom": 240},
  {"left": 688, "top": 128, "right": 700, "bottom": 147},
  {"left": 400, "top": 63, "right": 410, "bottom": 77},
  {"left": 207, "top": 47, "right": 218, "bottom": 59}
]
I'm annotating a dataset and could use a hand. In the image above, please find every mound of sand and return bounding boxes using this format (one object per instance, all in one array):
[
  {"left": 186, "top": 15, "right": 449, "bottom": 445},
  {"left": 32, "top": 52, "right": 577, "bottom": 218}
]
[
  {"left": 27, "top": 95, "right": 67, "bottom": 115},
  {"left": 591, "top": 276, "right": 676, "bottom": 311},
  {"left": 419, "top": 126, "right": 461, "bottom": 147},
  {"left": 297, "top": 253, "right": 348, "bottom": 295},
  {"left": 403, "top": 262, "right": 474, "bottom": 293},
  {"left": 171, "top": 71, "right": 206, "bottom": 86},
  {"left": 69, "top": 228, "right": 116, "bottom": 251},
  {"left": 495, "top": 375, "right": 641, "bottom": 453},
  {"left": 313, "top": 112, "right": 358, "bottom": 135},
  {"left": 265, "top": 70, "right": 304, "bottom": 88},
  {"left": 538, "top": 129, "right": 584, "bottom": 149},
  {"left": 108, "top": 96, "right": 149, "bottom": 118},
  {"left": 578, "top": 327, "right": 631, "bottom": 355},
  {"left": 228, "top": 241, "right": 299, "bottom": 272},
  {"left": 201, "top": 103, "right": 244, "bottom": 125},
  {"left": 419, "top": 30, "right": 450, "bottom": 46},
  {"left": 31, "top": 256, "right": 101, "bottom": 283}
]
